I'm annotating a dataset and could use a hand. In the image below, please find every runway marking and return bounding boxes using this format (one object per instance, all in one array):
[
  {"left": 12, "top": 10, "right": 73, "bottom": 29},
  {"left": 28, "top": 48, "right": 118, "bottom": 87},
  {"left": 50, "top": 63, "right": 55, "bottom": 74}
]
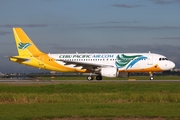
[{"left": 128, "top": 79, "right": 136, "bottom": 81}]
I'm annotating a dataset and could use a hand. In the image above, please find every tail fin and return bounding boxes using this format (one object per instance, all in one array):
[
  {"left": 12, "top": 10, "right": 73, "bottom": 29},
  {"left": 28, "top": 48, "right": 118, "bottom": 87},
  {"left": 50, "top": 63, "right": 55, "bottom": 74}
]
[{"left": 13, "top": 28, "right": 44, "bottom": 56}]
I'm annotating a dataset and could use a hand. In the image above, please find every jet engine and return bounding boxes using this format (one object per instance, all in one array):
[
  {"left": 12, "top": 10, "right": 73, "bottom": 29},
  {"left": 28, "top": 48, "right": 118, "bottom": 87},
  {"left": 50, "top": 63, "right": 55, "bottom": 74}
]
[{"left": 101, "top": 67, "right": 119, "bottom": 77}]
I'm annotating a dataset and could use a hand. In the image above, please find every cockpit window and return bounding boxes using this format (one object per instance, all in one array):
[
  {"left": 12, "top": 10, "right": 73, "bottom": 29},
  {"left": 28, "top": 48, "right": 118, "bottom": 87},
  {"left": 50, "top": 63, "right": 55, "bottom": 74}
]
[{"left": 159, "top": 58, "right": 168, "bottom": 61}]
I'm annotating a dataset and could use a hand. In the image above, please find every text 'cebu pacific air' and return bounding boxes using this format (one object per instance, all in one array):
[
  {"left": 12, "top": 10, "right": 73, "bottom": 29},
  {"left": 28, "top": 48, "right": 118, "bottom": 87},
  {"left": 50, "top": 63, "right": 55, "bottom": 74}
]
[{"left": 9, "top": 28, "right": 175, "bottom": 80}]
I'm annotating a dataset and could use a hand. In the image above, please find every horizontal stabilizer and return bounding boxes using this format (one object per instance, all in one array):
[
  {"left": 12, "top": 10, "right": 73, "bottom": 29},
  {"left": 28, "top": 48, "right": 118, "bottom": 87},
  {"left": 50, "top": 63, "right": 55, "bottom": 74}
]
[{"left": 9, "top": 56, "right": 30, "bottom": 62}]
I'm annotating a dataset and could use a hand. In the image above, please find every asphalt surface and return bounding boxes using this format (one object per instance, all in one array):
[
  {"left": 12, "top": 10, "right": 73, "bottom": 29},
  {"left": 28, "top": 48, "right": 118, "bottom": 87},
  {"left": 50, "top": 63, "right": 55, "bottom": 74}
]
[{"left": 0, "top": 79, "right": 180, "bottom": 84}]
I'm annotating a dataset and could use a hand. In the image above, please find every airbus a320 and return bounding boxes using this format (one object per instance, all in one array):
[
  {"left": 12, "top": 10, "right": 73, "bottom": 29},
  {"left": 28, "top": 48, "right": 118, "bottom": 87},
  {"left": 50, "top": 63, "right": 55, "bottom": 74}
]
[{"left": 9, "top": 28, "right": 175, "bottom": 80}]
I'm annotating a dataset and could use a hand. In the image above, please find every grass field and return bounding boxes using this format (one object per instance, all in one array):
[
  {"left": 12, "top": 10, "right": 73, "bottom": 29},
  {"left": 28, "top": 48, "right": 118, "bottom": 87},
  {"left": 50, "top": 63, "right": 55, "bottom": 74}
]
[{"left": 0, "top": 77, "right": 180, "bottom": 119}]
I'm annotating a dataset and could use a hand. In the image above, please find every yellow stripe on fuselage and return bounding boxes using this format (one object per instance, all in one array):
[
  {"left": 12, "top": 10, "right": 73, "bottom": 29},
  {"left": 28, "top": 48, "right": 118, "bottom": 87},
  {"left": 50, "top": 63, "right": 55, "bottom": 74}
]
[{"left": 119, "top": 64, "right": 162, "bottom": 72}]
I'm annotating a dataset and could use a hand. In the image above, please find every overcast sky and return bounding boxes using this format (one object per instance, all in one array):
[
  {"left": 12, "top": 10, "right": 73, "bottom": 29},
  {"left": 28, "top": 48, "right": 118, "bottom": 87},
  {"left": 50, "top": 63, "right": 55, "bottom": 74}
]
[{"left": 0, "top": 0, "right": 180, "bottom": 73}]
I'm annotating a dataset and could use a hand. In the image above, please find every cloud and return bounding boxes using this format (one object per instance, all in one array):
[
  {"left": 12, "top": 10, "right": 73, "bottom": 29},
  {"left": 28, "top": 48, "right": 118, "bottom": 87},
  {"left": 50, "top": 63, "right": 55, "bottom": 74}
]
[
  {"left": 175, "top": 0, "right": 180, "bottom": 3},
  {"left": 0, "top": 31, "right": 11, "bottom": 36},
  {"left": 49, "top": 43, "right": 178, "bottom": 54},
  {"left": 70, "top": 21, "right": 138, "bottom": 26},
  {"left": 87, "top": 25, "right": 180, "bottom": 30},
  {"left": 81, "top": 22, "right": 130, "bottom": 25},
  {"left": 74, "top": 21, "right": 179, "bottom": 30},
  {"left": 112, "top": 4, "right": 145, "bottom": 8},
  {"left": 151, "top": 0, "right": 173, "bottom": 4},
  {"left": 151, "top": 0, "right": 180, "bottom": 4},
  {"left": 153, "top": 37, "right": 180, "bottom": 40},
  {"left": 0, "top": 24, "right": 48, "bottom": 28}
]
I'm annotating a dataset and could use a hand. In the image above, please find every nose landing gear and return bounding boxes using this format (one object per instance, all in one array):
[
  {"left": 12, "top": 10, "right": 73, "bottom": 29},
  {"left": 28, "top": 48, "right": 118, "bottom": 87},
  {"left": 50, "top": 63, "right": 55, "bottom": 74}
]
[{"left": 149, "top": 71, "right": 154, "bottom": 80}]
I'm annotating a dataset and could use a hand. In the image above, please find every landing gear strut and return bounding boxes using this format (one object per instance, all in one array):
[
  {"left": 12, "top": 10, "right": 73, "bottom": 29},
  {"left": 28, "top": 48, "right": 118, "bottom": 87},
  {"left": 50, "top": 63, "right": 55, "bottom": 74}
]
[{"left": 149, "top": 72, "right": 154, "bottom": 80}]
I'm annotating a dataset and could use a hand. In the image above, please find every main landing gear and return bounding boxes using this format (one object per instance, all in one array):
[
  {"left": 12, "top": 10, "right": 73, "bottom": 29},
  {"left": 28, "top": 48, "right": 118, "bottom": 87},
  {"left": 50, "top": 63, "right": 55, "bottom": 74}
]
[
  {"left": 149, "top": 72, "right": 154, "bottom": 80},
  {"left": 87, "top": 76, "right": 93, "bottom": 81},
  {"left": 87, "top": 75, "right": 102, "bottom": 81}
]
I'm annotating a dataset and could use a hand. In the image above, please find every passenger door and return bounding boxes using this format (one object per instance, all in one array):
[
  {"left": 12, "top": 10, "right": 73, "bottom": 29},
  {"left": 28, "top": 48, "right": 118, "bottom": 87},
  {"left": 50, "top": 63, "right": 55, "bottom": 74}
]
[{"left": 147, "top": 54, "right": 153, "bottom": 65}]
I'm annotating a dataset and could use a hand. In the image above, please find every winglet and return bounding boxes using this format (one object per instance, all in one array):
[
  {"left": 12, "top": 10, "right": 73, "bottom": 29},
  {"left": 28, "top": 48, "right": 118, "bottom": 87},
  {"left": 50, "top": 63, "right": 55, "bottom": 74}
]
[{"left": 13, "top": 28, "right": 44, "bottom": 56}]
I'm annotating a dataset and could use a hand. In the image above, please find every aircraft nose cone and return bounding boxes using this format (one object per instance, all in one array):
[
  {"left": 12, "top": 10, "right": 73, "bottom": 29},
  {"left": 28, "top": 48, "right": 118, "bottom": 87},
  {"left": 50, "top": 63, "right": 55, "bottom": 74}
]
[
  {"left": 165, "top": 61, "right": 175, "bottom": 70},
  {"left": 159, "top": 61, "right": 175, "bottom": 71},
  {"left": 171, "top": 61, "right": 175, "bottom": 69}
]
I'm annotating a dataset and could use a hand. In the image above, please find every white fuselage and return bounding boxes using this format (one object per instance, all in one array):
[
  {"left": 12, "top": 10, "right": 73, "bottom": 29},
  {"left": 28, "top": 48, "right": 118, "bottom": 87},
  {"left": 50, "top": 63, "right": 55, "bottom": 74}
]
[{"left": 48, "top": 53, "right": 175, "bottom": 72}]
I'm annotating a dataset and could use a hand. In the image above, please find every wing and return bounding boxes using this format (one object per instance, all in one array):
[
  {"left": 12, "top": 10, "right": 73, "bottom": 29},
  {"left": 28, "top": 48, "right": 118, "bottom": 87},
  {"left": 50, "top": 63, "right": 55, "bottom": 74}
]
[{"left": 56, "top": 59, "right": 113, "bottom": 72}]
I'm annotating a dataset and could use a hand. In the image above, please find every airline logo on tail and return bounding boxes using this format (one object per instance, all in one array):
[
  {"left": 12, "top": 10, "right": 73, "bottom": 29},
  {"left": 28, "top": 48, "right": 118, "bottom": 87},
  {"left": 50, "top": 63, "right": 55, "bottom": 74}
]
[{"left": 18, "top": 42, "right": 31, "bottom": 50}]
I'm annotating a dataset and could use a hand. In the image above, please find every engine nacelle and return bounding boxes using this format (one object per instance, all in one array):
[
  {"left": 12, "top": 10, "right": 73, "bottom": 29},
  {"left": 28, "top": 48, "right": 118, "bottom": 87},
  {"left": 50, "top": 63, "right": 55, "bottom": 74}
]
[{"left": 101, "top": 67, "right": 119, "bottom": 77}]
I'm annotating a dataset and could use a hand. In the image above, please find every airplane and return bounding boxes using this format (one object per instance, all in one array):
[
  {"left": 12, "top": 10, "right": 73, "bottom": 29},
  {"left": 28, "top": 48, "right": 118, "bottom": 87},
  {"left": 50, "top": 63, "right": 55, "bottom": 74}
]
[{"left": 9, "top": 28, "right": 175, "bottom": 80}]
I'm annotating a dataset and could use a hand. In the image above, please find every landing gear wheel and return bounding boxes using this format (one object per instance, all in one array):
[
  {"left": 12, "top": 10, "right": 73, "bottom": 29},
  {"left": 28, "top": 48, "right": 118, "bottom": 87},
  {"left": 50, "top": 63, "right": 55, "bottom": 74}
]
[
  {"left": 96, "top": 75, "right": 102, "bottom": 80},
  {"left": 150, "top": 76, "right": 154, "bottom": 80},
  {"left": 87, "top": 76, "right": 93, "bottom": 81}
]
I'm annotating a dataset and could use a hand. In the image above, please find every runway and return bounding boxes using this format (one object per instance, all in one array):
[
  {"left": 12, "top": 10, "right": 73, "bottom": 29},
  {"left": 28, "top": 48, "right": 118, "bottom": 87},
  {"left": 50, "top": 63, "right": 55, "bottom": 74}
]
[{"left": 0, "top": 79, "right": 180, "bottom": 84}]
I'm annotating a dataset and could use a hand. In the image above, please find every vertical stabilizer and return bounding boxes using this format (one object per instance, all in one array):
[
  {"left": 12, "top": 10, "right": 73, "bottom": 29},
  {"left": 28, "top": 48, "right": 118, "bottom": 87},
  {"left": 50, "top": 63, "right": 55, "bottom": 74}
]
[{"left": 13, "top": 28, "right": 44, "bottom": 56}]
